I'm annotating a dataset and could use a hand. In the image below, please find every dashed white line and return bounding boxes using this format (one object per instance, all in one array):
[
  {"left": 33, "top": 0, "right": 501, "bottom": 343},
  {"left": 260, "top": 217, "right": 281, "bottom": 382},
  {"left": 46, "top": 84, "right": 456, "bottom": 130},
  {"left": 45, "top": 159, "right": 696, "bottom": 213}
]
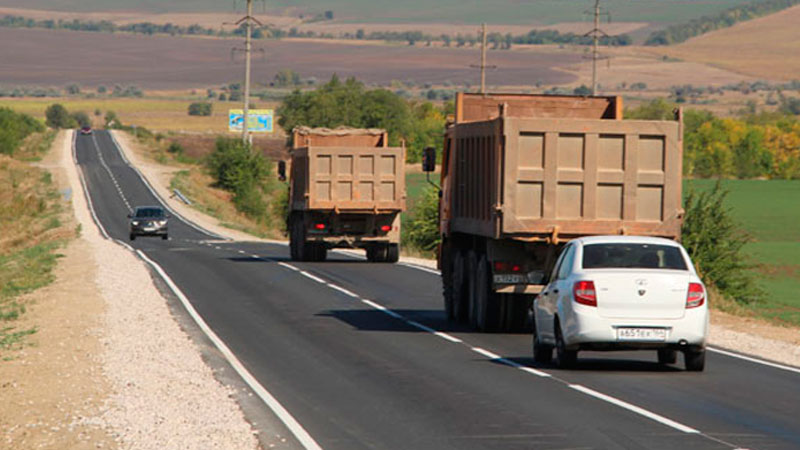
[
  {"left": 299, "top": 271, "right": 327, "bottom": 284},
  {"left": 569, "top": 384, "right": 700, "bottom": 434},
  {"left": 327, "top": 284, "right": 360, "bottom": 298}
]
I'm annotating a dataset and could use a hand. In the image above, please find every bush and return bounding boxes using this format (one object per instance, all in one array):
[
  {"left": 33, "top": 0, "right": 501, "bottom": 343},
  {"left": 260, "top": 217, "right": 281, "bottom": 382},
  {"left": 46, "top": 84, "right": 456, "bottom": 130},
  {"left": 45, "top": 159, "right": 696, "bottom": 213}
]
[
  {"left": 188, "top": 102, "right": 213, "bottom": 116},
  {"left": 70, "top": 111, "right": 91, "bottom": 128},
  {"left": 0, "top": 108, "right": 44, "bottom": 155},
  {"left": 681, "top": 183, "right": 762, "bottom": 305},
  {"left": 45, "top": 104, "right": 76, "bottom": 129},
  {"left": 405, "top": 186, "right": 440, "bottom": 253},
  {"left": 167, "top": 142, "right": 184, "bottom": 155}
]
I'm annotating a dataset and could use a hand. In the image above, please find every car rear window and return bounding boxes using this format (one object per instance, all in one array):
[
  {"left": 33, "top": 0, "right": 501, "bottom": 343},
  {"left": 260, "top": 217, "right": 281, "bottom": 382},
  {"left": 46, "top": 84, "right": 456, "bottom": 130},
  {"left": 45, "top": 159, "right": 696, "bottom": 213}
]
[
  {"left": 135, "top": 208, "right": 164, "bottom": 218},
  {"left": 582, "top": 243, "right": 687, "bottom": 270}
]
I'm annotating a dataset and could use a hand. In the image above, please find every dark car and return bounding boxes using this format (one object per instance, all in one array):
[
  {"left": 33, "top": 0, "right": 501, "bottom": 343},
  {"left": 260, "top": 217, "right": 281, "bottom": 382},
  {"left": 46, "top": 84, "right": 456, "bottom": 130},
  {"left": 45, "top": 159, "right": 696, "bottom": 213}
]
[
  {"left": 80, "top": 126, "right": 92, "bottom": 135},
  {"left": 129, "top": 206, "right": 169, "bottom": 241}
]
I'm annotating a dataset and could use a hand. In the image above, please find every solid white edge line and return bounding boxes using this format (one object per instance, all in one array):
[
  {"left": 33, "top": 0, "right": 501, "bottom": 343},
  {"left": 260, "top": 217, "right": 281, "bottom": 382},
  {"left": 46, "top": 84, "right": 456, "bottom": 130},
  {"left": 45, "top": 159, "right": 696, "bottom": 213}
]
[
  {"left": 73, "top": 131, "right": 110, "bottom": 240},
  {"left": 708, "top": 347, "right": 800, "bottom": 375},
  {"left": 360, "top": 299, "right": 404, "bottom": 319},
  {"left": 433, "top": 332, "right": 463, "bottom": 344},
  {"left": 569, "top": 384, "right": 700, "bottom": 434},
  {"left": 135, "top": 250, "right": 323, "bottom": 450}
]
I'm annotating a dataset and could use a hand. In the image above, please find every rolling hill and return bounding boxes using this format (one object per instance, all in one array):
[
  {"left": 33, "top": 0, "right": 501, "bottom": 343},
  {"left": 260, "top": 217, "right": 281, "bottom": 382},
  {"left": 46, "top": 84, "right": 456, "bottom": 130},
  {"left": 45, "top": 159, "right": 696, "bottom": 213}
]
[{"left": 0, "top": 0, "right": 755, "bottom": 25}]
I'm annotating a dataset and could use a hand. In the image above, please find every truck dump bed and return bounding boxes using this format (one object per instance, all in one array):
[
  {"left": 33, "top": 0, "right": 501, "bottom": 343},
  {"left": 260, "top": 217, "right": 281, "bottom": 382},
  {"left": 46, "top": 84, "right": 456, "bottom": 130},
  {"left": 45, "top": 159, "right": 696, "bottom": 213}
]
[
  {"left": 290, "top": 127, "right": 406, "bottom": 212},
  {"left": 445, "top": 94, "right": 683, "bottom": 241}
]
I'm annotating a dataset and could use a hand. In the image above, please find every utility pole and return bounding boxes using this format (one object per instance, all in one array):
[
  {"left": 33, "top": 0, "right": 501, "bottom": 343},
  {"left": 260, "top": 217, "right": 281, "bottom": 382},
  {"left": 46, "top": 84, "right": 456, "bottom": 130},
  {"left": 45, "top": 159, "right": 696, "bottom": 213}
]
[
  {"left": 240, "top": 0, "right": 254, "bottom": 144},
  {"left": 584, "top": 0, "right": 610, "bottom": 96},
  {"left": 470, "top": 23, "right": 496, "bottom": 95}
]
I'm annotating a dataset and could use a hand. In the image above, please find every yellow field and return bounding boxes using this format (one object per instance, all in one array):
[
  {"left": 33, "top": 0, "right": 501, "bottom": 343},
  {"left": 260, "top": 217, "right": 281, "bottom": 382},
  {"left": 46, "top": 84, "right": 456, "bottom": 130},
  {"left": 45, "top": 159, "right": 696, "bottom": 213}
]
[
  {"left": 655, "top": 5, "right": 800, "bottom": 81},
  {"left": 0, "top": 97, "right": 281, "bottom": 134}
]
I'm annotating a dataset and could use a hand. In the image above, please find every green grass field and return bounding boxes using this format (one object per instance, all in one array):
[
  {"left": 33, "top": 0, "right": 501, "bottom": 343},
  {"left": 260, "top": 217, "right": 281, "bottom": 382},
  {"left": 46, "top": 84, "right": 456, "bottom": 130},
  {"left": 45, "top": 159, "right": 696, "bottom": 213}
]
[
  {"left": 3, "top": 0, "right": 752, "bottom": 25},
  {"left": 686, "top": 179, "right": 800, "bottom": 326}
]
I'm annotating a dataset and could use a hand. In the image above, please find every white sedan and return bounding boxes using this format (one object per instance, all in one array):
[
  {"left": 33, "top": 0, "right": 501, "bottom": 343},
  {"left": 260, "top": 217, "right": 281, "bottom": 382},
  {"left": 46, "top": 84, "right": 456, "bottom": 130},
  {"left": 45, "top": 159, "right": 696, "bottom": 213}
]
[{"left": 532, "top": 236, "right": 709, "bottom": 371}]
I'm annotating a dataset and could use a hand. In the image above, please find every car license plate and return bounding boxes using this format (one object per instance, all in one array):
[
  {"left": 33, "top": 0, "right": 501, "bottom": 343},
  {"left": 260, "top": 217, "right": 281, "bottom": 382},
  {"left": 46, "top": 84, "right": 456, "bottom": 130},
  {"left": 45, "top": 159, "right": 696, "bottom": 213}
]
[
  {"left": 616, "top": 327, "right": 667, "bottom": 342},
  {"left": 493, "top": 274, "right": 527, "bottom": 284}
]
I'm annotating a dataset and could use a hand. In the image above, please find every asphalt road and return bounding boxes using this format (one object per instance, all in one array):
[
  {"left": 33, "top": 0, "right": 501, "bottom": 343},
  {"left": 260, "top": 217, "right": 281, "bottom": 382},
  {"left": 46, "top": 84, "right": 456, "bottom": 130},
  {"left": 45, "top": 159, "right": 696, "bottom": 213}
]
[{"left": 75, "top": 130, "right": 800, "bottom": 450}]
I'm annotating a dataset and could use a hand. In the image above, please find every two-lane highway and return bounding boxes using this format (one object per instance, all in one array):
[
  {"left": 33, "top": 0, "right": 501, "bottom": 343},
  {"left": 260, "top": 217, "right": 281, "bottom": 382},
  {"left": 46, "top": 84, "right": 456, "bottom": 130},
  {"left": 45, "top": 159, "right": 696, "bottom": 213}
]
[{"left": 75, "top": 130, "right": 800, "bottom": 450}]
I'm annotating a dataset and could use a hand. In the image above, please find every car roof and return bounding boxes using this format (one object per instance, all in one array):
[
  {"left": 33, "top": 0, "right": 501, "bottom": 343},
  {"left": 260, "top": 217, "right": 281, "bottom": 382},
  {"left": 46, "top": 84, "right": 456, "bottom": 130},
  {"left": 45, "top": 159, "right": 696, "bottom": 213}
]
[
  {"left": 134, "top": 206, "right": 164, "bottom": 211},
  {"left": 572, "top": 235, "right": 682, "bottom": 247}
]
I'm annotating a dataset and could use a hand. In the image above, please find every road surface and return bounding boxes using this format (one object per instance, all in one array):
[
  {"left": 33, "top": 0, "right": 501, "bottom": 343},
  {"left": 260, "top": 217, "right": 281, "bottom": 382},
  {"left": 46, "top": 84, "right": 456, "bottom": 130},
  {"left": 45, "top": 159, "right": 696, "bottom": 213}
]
[{"left": 75, "top": 130, "right": 800, "bottom": 450}]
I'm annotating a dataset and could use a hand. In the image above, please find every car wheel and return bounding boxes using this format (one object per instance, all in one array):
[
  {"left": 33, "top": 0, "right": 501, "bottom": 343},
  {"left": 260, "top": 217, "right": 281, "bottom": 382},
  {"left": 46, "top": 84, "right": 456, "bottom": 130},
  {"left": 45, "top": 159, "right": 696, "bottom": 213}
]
[
  {"left": 684, "top": 349, "right": 706, "bottom": 372},
  {"left": 555, "top": 321, "right": 577, "bottom": 369},
  {"left": 658, "top": 349, "right": 678, "bottom": 365},
  {"left": 532, "top": 319, "right": 553, "bottom": 363},
  {"left": 130, "top": 234, "right": 136, "bottom": 241},
  {"left": 162, "top": 234, "right": 168, "bottom": 241}
]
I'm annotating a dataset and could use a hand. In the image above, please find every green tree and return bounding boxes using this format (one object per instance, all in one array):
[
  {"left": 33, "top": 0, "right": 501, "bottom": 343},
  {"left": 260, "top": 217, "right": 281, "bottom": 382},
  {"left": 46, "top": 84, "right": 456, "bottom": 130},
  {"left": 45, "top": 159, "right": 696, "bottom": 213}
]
[
  {"left": 405, "top": 187, "right": 441, "bottom": 254},
  {"left": 45, "top": 104, "right": 76, "bottom": 129},
  {"left": 188, "top": 102, "right": 213, "bottom": 116},
  {"left": 0, "top": 108, "right": 43, "bottom": 155},
  {"left": 70, "top": 111, "right": 91, "bottom": 128}
]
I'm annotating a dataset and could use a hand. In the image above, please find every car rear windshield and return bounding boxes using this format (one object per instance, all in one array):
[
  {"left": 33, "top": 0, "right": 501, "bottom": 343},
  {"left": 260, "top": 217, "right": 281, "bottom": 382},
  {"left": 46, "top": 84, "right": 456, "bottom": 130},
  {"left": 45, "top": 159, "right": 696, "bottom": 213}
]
[
  {"left": 582, "top": 243, "right": 688, "bottom": 270},
  {"left": 135, "top": 208, "right": 164, "bottom": 218}
]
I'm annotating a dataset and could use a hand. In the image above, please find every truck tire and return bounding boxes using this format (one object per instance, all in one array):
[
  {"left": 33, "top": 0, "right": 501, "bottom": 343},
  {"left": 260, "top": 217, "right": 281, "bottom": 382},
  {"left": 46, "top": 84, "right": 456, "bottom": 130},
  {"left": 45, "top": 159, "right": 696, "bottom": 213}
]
[
  {"left": 448, "top": 250, "right": 468, "bottom": 323},
  {"left": 312, "top": 243, "right": 327, "bottom": 262},
  {"left": 366, "top": 245, "right": 387, "bottom": 262},
  {"left": 466, "top": 251, "right": 479, "bottom": 329},
  {"left": 475, "top": 256, "right": 502, "bottom": 332},
  {"left": 385, "top": 244, "right": 399, "bottom": 263},
  {"left": 289, "top": 218, "right": 298, "bottom": 260}
]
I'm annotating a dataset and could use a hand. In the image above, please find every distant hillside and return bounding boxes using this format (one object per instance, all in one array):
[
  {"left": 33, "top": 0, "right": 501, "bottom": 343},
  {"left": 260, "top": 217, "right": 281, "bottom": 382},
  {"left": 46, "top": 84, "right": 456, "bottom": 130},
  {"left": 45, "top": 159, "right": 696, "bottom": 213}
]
[
  {"left": 0, "top": 0, "right": 755, "bottom": 25},
  {"left": 658, "top": 4, "right": 800, "bottom": 80}
]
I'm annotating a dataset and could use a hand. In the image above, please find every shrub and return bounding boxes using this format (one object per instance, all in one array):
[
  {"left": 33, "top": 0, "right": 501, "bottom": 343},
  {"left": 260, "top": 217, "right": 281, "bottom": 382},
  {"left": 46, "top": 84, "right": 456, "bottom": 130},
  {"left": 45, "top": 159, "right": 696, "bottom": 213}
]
[
  {"left": 70, "top": 111, "right": 91, "bottom": 128},
  {"left": 405, "top": 186, "right": 440, "bottom": 254},
  {"left": 188, "top": 102, "right": 213, "bottom": 116},
  {"left": 44, "top": 104, "right": 76, "bottom": 129},
  {"left": 0, "top": 108, "right": 44, "bottom": 155},
  {"left": 167, "top": 142, "right": 184, "bottom": 155},
  {"left": 681, "top": 183, "right": 762, "bottom": 305}
]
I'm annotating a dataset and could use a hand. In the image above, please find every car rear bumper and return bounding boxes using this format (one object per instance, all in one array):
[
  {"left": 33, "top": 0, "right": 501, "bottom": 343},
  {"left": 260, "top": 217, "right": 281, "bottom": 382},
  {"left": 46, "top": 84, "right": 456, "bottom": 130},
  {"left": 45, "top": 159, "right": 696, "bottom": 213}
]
[{"left": 563, "top": 305, "right": 709, "bottom": 350}]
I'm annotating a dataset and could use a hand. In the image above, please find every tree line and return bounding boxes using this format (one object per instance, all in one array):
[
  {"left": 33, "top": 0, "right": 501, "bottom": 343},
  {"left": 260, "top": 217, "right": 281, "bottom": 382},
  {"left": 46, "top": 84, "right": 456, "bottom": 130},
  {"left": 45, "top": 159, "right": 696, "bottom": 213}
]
[{"left": 645, "top": 0, "right": 800, "bottom": 45}]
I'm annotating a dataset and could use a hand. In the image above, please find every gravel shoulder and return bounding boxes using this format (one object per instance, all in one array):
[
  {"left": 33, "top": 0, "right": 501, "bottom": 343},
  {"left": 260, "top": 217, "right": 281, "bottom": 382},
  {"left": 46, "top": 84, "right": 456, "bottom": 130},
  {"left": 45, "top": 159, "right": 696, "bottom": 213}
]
[
  {"left": 114, "top": 130, "right": 800, "bottom": 370},
  {"left": 2, "top": 131, "right": 260, "bottom": 450}
]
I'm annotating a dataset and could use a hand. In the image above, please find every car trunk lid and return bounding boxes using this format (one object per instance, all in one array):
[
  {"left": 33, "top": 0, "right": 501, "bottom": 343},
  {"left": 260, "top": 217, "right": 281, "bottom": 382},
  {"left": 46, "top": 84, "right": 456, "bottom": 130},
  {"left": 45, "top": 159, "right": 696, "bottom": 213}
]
[{"left": 591, "top": 270, "right": 689, "bottom": 320}]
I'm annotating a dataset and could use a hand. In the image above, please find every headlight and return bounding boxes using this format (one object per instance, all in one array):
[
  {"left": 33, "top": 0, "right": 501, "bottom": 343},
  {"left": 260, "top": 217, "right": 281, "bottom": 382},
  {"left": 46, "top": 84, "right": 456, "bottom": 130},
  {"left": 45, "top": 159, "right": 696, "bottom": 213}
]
[
  {"left": 132, "top": 221, "right": 140, "bottom": 226},
  {"left": 157, "top": 220, "right": 167, "bottom": 227}
]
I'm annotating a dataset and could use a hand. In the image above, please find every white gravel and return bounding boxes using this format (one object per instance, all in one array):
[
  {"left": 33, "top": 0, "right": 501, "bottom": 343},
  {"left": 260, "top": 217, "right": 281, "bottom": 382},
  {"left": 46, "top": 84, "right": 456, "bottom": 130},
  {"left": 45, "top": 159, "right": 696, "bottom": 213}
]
[{"left": 62, "top": 131, "right": 259, "bottom": 450}]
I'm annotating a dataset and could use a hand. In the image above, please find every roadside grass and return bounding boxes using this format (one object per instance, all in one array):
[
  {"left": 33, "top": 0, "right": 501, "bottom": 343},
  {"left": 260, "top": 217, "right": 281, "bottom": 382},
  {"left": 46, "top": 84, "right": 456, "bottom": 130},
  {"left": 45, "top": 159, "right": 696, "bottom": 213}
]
[
  {"left": 685, "top": 179, "right": 800, "bottom": 327},
  {"left": 0, "top": 140, "right": 74, "bottom": 353},
  {"left": 0, "top": 98, "right": 280, "bottom": 134}
]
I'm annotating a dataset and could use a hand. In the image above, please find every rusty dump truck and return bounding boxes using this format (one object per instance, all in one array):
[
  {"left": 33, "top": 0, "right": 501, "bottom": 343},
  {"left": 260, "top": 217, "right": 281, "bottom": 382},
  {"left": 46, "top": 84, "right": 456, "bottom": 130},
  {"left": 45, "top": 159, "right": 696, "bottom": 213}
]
[
  {"left": 425, "top": 93, "right": 683, "bottom": 332},
  {"left": 283, "top": 127, "right": 406, "bottom": 262}
]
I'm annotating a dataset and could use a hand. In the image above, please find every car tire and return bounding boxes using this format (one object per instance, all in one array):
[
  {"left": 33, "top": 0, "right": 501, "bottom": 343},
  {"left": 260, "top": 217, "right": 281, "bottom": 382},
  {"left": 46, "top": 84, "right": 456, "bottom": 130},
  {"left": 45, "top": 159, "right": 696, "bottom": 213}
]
[
  {"left": 532, "top": 319, "right": 553, "bottom": 363},
  {"left": 130, "top": 234, "right": 136, "bottom": 241},
  {"left": 162, "top": 234, "right": 168, "bottom": 241},
  {"left": 555, "top": 321, "right": 577, "bottom": 369},
  {"left": 658, "top": 349, "right": 678, "bottom": 365},
  {"left": 684, "top": 349, "right": 706, "bottom": 372}
]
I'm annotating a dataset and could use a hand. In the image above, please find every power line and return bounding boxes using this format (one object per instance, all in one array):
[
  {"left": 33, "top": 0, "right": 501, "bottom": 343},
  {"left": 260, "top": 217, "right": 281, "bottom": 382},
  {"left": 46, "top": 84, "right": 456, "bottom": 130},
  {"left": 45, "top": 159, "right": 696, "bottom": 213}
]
[
  {"left": 469, "top": 23, "right": 497, "bottom": 94},
  {"left": 584, "top": 0, "right": 611, "bottom": 96}
]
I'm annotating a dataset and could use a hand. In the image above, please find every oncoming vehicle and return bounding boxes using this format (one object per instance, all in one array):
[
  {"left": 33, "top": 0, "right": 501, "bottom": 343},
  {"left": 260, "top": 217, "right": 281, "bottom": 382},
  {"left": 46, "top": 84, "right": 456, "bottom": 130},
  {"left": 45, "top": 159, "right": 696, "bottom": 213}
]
[
  {"left": 532, "top": 236, "right": 709, "bottom": 371},
  {"left": 80, "top": 126, "right": 92, "bottom": 135},
  {"left": 129, "top": 206, "right": 169, "bottom": 241}
]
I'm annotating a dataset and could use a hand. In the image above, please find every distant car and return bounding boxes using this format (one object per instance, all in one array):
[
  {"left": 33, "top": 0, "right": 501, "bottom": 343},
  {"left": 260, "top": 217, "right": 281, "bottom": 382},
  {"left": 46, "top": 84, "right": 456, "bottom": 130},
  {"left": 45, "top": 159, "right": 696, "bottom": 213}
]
[
  {"left": 129, "top": 206, "right": 169, "bottom": 241},
  {"left": 80, "top": 126, "right": 92, "bottom": 135},
  {"left": 532, "top": 236, "right": 708, "bottom": 371}
]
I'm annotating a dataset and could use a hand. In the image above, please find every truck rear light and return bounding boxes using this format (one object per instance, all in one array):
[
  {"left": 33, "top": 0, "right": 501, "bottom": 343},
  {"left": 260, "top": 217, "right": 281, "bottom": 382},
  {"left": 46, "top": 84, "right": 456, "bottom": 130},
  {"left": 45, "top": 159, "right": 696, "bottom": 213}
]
[
  {"left": 573, "top": 281, "right": 597, "bottom": 307},
  {"left": 380, "top": 225, "right": 392, "bottom": 232},
  {"left": 686, "top": 282, "right": 705, "bottom": 308},
  {"left": 493, "top": 262, "right": 522, "bottom": 273},
  {"left": 314, "top": 223, "right": 326, "bottom": 230}
]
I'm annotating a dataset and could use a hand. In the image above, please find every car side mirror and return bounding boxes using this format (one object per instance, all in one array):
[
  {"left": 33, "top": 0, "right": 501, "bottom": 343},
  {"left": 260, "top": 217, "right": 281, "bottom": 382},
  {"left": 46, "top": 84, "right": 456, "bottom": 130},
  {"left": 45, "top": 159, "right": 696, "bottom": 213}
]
[
  {"left": 422, "top": 147, "right": 436, "bottom": 173},
  {"left": 127, "top": 214, "right": 132, "bottom": 218},
  {"left": 277, "top": 160, "right": 287, "bottom": 182}
]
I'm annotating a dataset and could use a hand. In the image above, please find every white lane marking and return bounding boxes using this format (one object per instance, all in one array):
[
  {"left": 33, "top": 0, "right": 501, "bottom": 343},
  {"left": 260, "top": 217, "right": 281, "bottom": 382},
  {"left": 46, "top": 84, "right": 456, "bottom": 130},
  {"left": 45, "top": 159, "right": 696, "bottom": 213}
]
[
  {"left": 278, "top": 262, "right": 299, "bottom": 272},
  {"left": 73, "top": 132, "right": 111, "bottom": 240},
  {"left": 327, "top": 284, "right": 360, "bottom": 299},
  {"left": 299, "top": 271, "right": 327, "bottom": 284},
  {"left": 397, "top": 262, "right": 441, "bottom": 275},
  {"left": 251, "top": 255, "right": 261, "bottom": 259},
  {"left": 360, "top": 299, "right": 404, "bottom": 320},
  {"left": 709, "top": 347, "right": 800, "bottom": 375},
  {"left": 569, "top": 384, "right": 700, "bottom": 434},
  {"left": 518, "top": 366, "right": 552, "bottom": 378},
  {"left": 471, "top": 347, "right": 501, "bottom": 360},
  {"left": 135, "top": 250, "right": 323, "bottom": 450},
  {"left": 91, "top": 133, "right": 132, "bottom": 212},
  {"left": 238, "top": 250, "right": 246, "bottom": 254}
]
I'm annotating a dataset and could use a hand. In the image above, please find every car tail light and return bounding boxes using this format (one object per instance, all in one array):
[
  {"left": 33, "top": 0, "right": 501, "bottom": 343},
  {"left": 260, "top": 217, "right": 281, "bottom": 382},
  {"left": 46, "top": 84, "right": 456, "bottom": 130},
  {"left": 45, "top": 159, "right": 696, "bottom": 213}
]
[
  {"left": 493, "top": 262, "right": 522, "bottom": 273},
  {"left": 380, "top": 225, "right": 392, "bottom": 232},
  {"left": 573, "top": 281, "right": 597, "bottom": 307},
  {"left": 314, "top": 223, "right": 326, "bottom": 230},
  {"left": 686, "top": 282, "right": 705, "bottom": 308}
]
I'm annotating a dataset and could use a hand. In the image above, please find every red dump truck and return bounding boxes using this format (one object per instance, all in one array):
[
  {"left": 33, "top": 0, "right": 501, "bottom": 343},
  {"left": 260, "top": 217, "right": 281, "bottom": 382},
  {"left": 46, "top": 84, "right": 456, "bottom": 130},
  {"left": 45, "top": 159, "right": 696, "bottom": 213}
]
[
  {"left": 281, "top": 127, "right": 406, "bottom": 262},
  {"left": 424, "top": 93, "right": 684, "bottom": 332}
]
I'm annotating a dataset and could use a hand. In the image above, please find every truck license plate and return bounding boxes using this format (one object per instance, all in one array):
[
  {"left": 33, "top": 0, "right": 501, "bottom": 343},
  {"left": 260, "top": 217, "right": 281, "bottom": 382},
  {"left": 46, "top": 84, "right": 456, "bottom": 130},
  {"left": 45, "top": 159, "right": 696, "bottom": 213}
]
[
  {"left": 616, "top": 328, "right": 667, "bottom": 342},
  {"left": 493, "top": 274, "right": 527, "bottom": 284}
]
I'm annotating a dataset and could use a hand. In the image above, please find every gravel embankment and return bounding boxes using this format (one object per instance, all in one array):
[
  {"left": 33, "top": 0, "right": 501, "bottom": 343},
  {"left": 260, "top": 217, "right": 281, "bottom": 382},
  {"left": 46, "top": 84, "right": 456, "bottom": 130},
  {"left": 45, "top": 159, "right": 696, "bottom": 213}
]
[{"left": 63, "top": 131, "right": 260, "bottom": 450}]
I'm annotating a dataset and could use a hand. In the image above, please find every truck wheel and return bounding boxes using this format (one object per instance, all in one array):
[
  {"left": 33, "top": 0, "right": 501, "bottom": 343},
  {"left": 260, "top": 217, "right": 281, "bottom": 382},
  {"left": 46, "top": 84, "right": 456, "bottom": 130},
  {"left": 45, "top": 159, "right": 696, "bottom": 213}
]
[
  {"left": 555, "top": 321, "right": 577, "bottom": 369},
  {"left": 684, "top": 348, "right": 706, "bottom": 372},
  {"left": 475, "top": 256, "right": 502, "bottom": 332},
  {"left": 466, "top": 251, "right": 479, "bottom": 329},
  {"left": 367, "top": 245, "right": 386, "bottom": 262},
  {"left": 385, "top": 244, "right": 399, "bottom": 263},
  {"left": 449, "top": 250, "right": 468, "bottom": 323},
  {"left": 289, "top": 218, "right": 298, "bottom": 260},
  {"left": 314, "top": 244, "right": 327, "bottom": 262}
]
